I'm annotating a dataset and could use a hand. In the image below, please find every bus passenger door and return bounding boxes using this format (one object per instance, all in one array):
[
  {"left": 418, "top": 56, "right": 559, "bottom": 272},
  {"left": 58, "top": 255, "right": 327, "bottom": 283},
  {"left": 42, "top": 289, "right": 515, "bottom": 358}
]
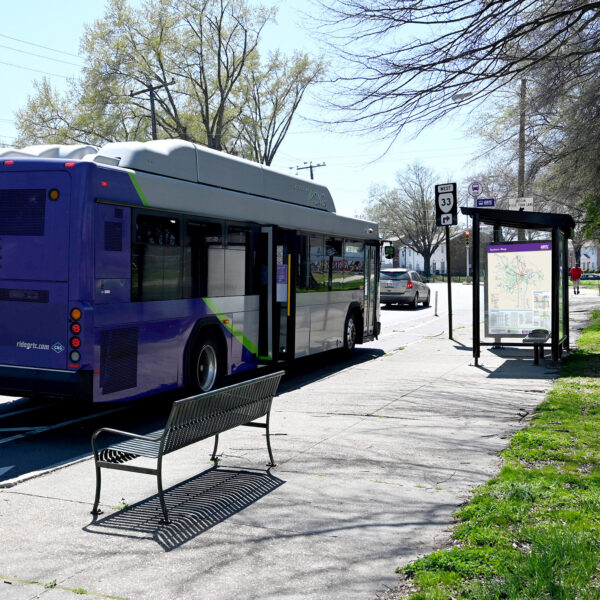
[
  {"left": 258, "top": 227, "right": 295, "bottom": 363},
  {"left": 363, "top": 244, "right": 379, "bottom": 340}
]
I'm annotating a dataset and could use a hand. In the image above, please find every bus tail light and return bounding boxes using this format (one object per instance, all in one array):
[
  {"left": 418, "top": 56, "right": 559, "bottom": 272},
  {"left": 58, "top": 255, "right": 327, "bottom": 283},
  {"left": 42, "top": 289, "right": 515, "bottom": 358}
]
[
  {"left": 4, "top": 160, "right": 15, "bottom": 166},
  {"left": 64, "top": 162, "right": 76, "bottom": 168},
  {"left": 69, "top": 307, "right": 82, "bottom": 361},
  {"left": 407, "top": 281, "right": 413, "bottom": 289}
]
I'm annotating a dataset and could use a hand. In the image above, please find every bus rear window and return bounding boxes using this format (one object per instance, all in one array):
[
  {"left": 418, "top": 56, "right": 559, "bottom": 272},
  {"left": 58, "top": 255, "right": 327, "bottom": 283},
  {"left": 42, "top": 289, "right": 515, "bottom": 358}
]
[
  {"left": 0, "top": 189, "right": 46, "bottom": 236},
  {"left": 381, "top": 271, "right": 410, "bottom": 281}
]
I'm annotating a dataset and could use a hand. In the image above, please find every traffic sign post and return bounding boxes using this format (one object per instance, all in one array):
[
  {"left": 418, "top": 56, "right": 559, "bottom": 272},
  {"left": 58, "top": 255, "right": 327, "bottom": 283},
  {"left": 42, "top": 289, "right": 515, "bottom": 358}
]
[
  {"left": 435, "top": 183, "right": 457, "bottom": 226},
  {"left": 435, "top": 182, "right": 457, "bottom": 340}
]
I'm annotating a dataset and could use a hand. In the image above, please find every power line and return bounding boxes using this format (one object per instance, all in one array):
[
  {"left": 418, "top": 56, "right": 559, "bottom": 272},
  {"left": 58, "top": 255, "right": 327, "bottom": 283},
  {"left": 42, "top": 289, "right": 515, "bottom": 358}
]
[
  {"left": 0, "top": 33, "right": 81, "bottom": 59},
  {"left": 0, "top": 43, "right": 82, "bottom": 67},
  {"left": 0, "top": 60, "right": 69, "bottom": 79}
]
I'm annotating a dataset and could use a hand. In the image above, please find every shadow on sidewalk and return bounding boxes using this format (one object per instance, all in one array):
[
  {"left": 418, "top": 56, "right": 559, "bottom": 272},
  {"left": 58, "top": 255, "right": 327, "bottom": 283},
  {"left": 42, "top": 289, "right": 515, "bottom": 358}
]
[{"left": 84, "top": 467, "right": 284, "bottom": 551}]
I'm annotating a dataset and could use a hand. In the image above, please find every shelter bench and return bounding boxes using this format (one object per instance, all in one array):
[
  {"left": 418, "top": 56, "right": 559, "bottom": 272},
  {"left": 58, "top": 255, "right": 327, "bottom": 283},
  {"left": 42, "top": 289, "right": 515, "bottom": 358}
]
[
  {"left": 523, "top": 329, "right": 551, "bottom": 365},
  {"left": 91, "top": 370, "right": 284, "bottom": 523}
]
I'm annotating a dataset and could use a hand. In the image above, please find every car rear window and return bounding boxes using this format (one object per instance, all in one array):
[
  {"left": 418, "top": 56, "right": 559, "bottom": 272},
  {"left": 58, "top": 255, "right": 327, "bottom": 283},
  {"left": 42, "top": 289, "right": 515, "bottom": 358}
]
[{"left": 381, "top": 271, "right": 410, "bottom": 281}]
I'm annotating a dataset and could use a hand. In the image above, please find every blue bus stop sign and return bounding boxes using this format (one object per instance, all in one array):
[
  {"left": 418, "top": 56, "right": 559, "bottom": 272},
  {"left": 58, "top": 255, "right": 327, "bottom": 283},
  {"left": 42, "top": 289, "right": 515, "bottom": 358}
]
[{"left": 476, "top": 198, "right": 495, "bottom": 208}]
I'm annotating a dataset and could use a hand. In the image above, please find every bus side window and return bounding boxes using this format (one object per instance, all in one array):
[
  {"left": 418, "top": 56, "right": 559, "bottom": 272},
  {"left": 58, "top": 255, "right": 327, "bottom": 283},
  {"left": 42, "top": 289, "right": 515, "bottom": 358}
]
[
  {"left": 326, "top": 238, "right": 344, "bottom": 291},
  {"left": 296, "top": 234, "right": 310, "bottom": 293},
  {"left": 343, "top": 241, "right": 365, "bottom": 290},
  {"left": 309, "top": 236, "right": 327, "bottom": 292},
  {"left": 183, "top": 221, "right": 224, "bottom": 298},
  {"left": 132, "top": 214, "right": 182, "bottom": 301}
]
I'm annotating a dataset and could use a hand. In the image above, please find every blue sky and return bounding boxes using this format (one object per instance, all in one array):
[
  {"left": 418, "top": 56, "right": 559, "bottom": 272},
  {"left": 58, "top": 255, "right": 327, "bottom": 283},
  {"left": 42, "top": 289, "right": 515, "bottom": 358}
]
[{"left": 0, "top": 1, "right": 479, "bottom": 218}]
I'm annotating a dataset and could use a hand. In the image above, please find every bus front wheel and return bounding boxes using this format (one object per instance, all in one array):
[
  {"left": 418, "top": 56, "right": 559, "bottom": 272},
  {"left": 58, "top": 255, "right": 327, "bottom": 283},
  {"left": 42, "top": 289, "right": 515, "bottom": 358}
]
[{"left": 191, "top": 334, "right": 222, "bottom": 393}]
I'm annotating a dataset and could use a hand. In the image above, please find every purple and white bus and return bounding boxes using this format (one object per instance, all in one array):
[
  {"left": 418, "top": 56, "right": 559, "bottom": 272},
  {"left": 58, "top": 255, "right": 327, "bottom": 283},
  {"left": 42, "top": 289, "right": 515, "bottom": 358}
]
[{"left": 0, "top": 140, "right": 380, "bottom": 403}]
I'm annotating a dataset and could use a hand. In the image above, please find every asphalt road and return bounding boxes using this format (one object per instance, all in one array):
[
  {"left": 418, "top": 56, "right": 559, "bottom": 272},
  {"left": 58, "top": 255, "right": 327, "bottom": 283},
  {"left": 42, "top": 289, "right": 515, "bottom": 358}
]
[{"left": 0, "top": 283, "right": 476, "bottom": 486}]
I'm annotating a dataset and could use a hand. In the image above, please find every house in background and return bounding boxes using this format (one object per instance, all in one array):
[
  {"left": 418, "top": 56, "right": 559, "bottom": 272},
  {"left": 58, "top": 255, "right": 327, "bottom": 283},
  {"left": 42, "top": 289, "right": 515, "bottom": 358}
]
[
  {"left": 569, "top": 242, "right": 600, "bottom": 270},
  {"left": 381, "top": 243, "right": 448, "bottom": 275}
]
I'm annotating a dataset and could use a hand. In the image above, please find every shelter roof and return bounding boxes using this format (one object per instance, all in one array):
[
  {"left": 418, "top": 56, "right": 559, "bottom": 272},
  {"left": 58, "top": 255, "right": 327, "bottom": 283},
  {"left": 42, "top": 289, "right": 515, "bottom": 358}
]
[{"left": 461, "top": 207, "right": 575, "bottom": 236}]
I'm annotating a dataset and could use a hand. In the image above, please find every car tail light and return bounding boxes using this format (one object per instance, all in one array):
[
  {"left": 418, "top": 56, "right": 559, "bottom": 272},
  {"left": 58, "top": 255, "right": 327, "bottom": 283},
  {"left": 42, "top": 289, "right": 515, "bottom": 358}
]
[{"left": 407, "top": 281, "right": 413, "bottom": 289}]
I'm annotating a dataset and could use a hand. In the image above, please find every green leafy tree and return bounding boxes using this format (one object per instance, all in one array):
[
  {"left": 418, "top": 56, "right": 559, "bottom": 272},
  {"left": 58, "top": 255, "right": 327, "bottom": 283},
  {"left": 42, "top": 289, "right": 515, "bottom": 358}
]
[
  {"left": 15, "top": 0, "right": 323, "bottom": 165},
  {"left": 232, "top": 51, "right": 325, "bottom": 165}
]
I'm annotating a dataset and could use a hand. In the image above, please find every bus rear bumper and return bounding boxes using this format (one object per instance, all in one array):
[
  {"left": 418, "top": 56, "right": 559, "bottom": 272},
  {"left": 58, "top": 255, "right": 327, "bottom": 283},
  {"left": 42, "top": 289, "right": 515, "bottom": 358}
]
[{"left": 0, "top": 364, "right": 92, "bottom": 400}]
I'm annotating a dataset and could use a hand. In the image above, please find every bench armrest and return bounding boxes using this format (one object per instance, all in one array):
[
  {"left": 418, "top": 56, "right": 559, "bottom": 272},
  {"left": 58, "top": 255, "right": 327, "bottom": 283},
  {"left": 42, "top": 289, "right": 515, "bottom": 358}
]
[{"left": 91, "top": 427, "right": 163, "bottom": 455}]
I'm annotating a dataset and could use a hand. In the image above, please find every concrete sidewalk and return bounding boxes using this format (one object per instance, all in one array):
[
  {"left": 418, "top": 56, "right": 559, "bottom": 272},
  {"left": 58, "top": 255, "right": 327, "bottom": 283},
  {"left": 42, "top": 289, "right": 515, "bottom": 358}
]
[{"left": 2, "top": 290, "right": 599, "bottom": 600}]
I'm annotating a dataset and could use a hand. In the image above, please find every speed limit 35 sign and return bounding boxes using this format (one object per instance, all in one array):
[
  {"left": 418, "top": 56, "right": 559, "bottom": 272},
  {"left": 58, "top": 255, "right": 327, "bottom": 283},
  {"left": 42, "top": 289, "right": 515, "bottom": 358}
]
[{"left": 435, "top": 183, "right": 457, "bottom": 226}]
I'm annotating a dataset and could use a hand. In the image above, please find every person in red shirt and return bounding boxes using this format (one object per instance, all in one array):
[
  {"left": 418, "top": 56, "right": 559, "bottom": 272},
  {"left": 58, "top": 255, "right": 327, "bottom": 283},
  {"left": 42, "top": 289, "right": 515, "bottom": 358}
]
[{"left": 570, "top": 263, "right": 583, "bottom": 294}]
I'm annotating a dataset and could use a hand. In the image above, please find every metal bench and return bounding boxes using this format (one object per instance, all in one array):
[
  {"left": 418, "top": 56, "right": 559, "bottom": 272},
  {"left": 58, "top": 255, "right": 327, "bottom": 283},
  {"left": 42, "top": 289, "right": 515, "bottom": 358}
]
[
  {"left": 523, "top": 329, "right": 551, "bottom": 365},
  {"left": 91, "top": 370, "right": 284, "bottom": 523}
]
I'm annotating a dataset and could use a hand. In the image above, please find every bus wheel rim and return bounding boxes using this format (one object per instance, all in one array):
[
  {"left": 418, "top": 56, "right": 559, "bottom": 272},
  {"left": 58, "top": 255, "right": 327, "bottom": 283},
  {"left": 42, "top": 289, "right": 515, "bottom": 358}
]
[
  {"left": 197, "top": 344, "right": 218, "bottom": 391},
  {"left": 346, "top": 316, "right": 356, "bottom": 348}
]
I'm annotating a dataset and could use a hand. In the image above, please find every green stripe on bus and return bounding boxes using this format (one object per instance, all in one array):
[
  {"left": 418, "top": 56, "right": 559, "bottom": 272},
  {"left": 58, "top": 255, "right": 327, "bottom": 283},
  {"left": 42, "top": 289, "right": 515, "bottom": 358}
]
[
  {"left": 129, "top": 172, "right": 149, "bottom": 206},
  {"left": 203, "top": 297, "right": 259, "bottom": 355}
]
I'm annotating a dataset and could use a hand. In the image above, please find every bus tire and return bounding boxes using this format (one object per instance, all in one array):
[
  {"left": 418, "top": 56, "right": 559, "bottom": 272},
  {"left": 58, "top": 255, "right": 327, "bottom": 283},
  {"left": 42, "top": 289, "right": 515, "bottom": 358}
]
[
  {"left": 343, "top": 309, "right": 359, "bottom": 353},
  {"left": 190, "top": 332, "right": 223, "bottom": 393}
]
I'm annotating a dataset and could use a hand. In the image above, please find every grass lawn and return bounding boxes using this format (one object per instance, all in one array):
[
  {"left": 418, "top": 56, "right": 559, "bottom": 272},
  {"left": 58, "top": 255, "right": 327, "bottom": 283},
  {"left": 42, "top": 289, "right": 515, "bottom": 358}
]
[{"left": 396, "top": 310, "right": 600, "bottom": 599}]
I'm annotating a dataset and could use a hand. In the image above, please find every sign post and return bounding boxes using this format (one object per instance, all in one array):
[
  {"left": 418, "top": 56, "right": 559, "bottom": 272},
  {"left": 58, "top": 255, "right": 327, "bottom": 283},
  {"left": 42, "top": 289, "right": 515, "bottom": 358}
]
[
  {"left": 466, "top": 182, "right": 483, "bottom": 284},
  {"left": 435, "top": 183, "right": 457, "bottom": 339}
]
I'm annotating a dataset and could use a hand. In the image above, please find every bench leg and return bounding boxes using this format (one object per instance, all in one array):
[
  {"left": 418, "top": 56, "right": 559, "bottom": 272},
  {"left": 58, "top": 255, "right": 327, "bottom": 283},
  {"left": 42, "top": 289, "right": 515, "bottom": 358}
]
[
  {"left": 157, "top": 462, "right": 169, "bottom": 524},
  {"left": 91, "top": 462, "right": 103, "bottom": 515},
  {"left": 266, "top": 411, "right": 276, "bottom": 467},
  {"left": 210, "top": 434, "right": 220, "bottom": 463}
]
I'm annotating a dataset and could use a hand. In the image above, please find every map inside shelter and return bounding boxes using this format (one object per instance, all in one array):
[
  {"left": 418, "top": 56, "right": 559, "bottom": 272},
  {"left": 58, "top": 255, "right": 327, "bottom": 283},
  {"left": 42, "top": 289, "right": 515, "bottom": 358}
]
[{"left": 486, "top": 242, "right": 552, "bottom": 336}]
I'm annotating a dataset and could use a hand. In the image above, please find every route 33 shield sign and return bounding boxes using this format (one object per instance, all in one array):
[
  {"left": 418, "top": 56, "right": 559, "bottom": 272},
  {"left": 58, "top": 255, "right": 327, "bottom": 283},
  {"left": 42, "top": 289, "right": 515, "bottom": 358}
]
[{"left": 435, "top": 183, "right": 457, "bottom": 226}]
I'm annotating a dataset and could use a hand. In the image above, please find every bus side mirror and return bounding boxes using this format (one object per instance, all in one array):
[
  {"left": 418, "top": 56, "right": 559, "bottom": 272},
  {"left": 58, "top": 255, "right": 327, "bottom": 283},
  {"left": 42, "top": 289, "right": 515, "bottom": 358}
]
[{"left": 384, "top": 246, "right": 395, "bottom": 259}]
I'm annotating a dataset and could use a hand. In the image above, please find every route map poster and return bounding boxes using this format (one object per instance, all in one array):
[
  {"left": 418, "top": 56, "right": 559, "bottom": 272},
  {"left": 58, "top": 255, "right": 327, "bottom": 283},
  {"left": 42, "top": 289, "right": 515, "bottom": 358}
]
[{"left": 485, "top": 242, "right": 552, "bottom": 337}]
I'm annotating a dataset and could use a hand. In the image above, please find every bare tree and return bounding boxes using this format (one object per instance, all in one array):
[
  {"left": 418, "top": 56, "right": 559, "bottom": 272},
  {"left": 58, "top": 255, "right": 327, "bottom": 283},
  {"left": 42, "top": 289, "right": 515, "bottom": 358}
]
[
  {"left": 364, "top": 163, "right": 446, "bottom": 276},
  {"left": 318, "top": 1, "right": 600, "bottom": 137}
]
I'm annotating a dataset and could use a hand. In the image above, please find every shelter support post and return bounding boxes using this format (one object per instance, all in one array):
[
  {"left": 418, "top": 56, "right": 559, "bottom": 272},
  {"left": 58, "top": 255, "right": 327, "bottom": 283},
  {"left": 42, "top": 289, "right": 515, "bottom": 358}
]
[
  {"left": 551, "top": 227, "right": 560, "bottom": 362},
  {"left": 562, "top": 232, "right": 570, "bottom": 352},
  {"left": 472, "top": 213, "right": 481, "bottom": 365}
]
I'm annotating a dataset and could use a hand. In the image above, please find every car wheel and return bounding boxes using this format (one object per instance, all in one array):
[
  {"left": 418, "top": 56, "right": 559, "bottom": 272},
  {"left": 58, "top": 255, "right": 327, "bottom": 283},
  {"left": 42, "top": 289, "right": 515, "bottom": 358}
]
[
  {"left": 422, "top": 292, "right": 430, "bottom": 307},
  {"left": 191, "top": 334, "right": 222, "bottom": 392},
  {"left": 343, "top": 310, "right": 358, "bottom": 352},
  {"left": 410, "top": 293, "right": 418, "bottom": 310}
]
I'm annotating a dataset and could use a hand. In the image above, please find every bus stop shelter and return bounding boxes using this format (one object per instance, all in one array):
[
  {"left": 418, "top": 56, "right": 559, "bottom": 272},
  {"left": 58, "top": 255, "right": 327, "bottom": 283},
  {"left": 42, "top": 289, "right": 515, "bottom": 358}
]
[{"left": 461, "top": 207, "right": 576, "bottom": 365}]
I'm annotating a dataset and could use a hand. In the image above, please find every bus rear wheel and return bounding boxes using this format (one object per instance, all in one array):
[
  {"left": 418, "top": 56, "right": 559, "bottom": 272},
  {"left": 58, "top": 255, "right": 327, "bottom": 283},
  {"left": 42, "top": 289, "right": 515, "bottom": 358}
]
[
  {"left": 191, "top": 334, "right": 222, "bottom": 393},
  {"left": 343, "top": 310, "right": 359, "bottom": 353}
]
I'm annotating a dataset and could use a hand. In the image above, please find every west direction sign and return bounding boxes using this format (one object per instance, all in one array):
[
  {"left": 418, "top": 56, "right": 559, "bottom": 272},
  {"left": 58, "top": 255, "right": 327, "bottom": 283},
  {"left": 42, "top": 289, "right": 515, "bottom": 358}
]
[
  {"left": 435, "top": 182, "right": 457, "bottom": 226},
  {"left": 476, "top": 198, "right": 495, "bottom": 208}
]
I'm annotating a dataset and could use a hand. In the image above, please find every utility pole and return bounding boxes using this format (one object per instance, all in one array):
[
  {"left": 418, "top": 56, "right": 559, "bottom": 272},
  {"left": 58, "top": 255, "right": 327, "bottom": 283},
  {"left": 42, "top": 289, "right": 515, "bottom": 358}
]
[
  {"left": 517, "top": 78, "right": 526, "bottom": 241},
  {"left": 130, "top": 79, "right": 174, "bottom": 140},
  {"left": 295, "top": 161, "right": 326, "bottom": 180}
]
